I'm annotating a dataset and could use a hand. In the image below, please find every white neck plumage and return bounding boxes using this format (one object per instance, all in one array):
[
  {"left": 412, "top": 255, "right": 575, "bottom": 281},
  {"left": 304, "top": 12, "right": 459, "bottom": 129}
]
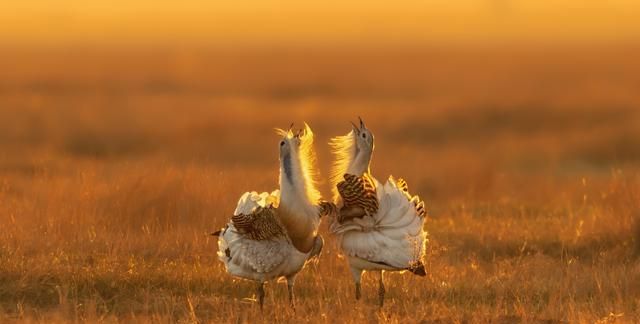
[
  {"left": 347, "top": 148, "right": 372, "bottom": 177},
  {"left": 278, "top": 151, "right": 319, "bottom": 253}
]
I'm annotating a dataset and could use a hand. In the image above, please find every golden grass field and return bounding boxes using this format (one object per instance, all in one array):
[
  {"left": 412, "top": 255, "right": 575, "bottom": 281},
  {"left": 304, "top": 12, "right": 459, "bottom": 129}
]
[{"left": 0, "top": 46, "right": 639, "bottom": 323}]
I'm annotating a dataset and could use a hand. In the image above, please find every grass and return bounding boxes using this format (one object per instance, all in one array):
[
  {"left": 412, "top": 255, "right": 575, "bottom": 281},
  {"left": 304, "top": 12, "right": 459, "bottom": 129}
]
[{"left": 0, "top": 45, "right": 639, "bottom": 323}]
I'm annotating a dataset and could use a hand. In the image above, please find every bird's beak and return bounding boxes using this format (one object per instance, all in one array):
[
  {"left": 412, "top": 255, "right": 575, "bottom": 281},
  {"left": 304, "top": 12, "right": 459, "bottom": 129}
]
[
  {"left": 287, "top": 122, "right": 294, "bottom": 137},
  {"left": 351, "top": 121, "right": 359, "bottom": 134},
  {"left": 358, "top": 116, "right": 366, "bottom": 129}
]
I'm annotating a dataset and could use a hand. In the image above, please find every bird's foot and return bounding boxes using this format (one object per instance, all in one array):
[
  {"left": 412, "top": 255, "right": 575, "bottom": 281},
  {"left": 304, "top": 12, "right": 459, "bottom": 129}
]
[
  {"left": 378, "top": 283, "right": 385, "bottom": 307},
  {"left": 257, "top": 282, "right": 265, "bottom": 311}
]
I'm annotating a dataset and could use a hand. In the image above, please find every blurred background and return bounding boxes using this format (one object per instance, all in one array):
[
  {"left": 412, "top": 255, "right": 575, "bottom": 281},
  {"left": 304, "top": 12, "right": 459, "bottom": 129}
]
[{"left": 2, "top": 0, "right": 640, "bottom": 202}]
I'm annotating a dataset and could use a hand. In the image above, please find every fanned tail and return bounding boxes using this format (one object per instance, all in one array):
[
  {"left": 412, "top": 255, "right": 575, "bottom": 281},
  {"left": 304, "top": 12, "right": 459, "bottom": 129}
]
[
  {"left": 396, "top": 177, "right": 427, "bottom": 218},
  {"left": 412, "top": 196, "right": 427, "bottom": 218},
  {"left": 334, "top": 175, "right": 428, "bottom": 271},
  {"left": 396, "top": 178, "right": 409, "bottom": 195}
]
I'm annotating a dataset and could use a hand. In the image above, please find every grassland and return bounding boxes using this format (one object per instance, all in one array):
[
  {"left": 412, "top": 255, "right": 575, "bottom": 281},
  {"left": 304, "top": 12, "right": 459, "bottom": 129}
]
[{"left": 0, "top": 46, "right": 639, "bottom": 323}]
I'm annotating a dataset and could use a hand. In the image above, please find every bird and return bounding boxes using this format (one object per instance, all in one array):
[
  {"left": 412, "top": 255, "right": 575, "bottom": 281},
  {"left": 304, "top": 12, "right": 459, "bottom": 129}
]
[
  {"left": 328, "top": 117, "right": 428, "bottom": 307},
  {"left": 212, "top": 123, "right": 328, "bottom": 309}
]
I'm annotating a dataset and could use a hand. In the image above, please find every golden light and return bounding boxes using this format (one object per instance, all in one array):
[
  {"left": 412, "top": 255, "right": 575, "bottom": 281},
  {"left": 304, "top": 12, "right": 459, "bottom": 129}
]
[{"left": 2, "top": 0, "right": 639, "bottom": 47}]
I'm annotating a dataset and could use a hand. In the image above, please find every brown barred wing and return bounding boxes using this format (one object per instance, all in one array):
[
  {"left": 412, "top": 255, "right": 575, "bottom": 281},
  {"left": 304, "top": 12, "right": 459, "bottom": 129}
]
[
  {"left": 319, "top": 200, "right": 338, "bottom": 218},
  {"left": 231, "top": 206, "right": 287, "bottom": 241},
  {"left": 361, "top": 173, "right": 379, "bottom": 214},
  {"left": 337, "top": 173, "right": 379, "bottom": 217}
]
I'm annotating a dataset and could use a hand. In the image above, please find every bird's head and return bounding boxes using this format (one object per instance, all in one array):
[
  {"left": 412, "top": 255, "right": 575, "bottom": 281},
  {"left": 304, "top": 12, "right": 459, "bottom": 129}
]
[
  {"left": 276, "top": 123, "right": 313, "bottom": 158},
  {"left": 276, "top": 123, "right": 298, "bottom": 159},
  {"left": 351, "top": 117, "right": 374, "bottom": 155}
]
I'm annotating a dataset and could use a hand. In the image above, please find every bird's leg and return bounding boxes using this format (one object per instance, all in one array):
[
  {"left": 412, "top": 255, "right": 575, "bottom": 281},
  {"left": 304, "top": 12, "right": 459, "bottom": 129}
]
[
  {"left": 377, "top": 271, "right": 385, "bottom": 308},
  {"left": 286, "top": 275, "right": 296, "bottom": 309},
  {"left": 256, "top": 282, "right": 265, "bottom": 310},
  {"left": 350, "top": 266, "right": 363, "bottom": 300}
]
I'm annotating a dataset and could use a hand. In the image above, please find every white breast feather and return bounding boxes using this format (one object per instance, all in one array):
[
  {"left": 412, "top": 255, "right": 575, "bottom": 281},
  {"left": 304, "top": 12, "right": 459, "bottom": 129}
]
[{"left": 233, "top": 190, "right": 280, "bottom": 215}]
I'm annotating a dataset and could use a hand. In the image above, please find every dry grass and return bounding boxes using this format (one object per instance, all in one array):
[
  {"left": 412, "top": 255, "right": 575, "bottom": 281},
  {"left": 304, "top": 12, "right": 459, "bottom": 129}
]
[{"left": 0, "top": 46, "right": 639, "bottom": 323}]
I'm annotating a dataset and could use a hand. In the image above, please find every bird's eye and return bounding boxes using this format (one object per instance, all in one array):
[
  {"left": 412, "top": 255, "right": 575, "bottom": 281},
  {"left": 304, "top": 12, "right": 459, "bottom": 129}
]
[
  {"left": 362, "top": 133, "right": 366, "bottom": 139},
  {"left": 280, "top": 141, "right": 285, "bottom": 146}
]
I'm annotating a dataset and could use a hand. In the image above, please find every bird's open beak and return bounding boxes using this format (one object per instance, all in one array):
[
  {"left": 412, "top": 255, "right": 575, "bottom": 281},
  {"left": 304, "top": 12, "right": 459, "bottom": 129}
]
[
  {"left": 351, "top": 121, "right": 359, "bottom": 133},
  {"left": 287, "top": 123, "right": 295, "bottom": 137}
]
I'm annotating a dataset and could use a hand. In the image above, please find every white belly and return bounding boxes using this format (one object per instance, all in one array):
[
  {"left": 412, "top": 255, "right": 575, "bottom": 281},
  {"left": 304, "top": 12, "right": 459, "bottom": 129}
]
[{"left": 218, "top": 225, "right": 311, "bottom": 282}]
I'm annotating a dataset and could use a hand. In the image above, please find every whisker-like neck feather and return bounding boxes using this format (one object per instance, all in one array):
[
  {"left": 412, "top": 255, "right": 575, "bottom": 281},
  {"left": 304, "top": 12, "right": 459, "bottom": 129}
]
[
  {"left": 277, "top": 132, "right": 321, "bottom": 252},
  {"left": 279, "top": 154, "right": 316, "bottom": 216},
  {"left": 329, "top": 131, "right": 372, "bottom": 202}
]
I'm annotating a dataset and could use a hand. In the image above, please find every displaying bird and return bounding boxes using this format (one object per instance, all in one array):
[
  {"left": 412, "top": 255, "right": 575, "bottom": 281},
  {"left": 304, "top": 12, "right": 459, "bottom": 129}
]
[
  {"left": 212, "top": 123, "right": 326, "bottom": 309},
  {"left": 328, "top": 117, "right": 428, "bottom": 307}
]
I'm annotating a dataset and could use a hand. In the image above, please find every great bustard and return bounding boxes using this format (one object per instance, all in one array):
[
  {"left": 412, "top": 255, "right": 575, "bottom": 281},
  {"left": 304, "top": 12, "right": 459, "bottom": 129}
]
[
  {"left": 328, "top": 117, "right": 428, "bottom": 307},
  {"left": 212, "top": 123, "right": 331, "bottom": 308}
]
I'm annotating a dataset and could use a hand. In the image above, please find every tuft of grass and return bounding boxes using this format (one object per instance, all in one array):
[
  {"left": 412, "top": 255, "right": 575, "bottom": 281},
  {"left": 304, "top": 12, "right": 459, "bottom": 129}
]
[{"left": 633, "top": 212, "right": 640, "bottom": 257}]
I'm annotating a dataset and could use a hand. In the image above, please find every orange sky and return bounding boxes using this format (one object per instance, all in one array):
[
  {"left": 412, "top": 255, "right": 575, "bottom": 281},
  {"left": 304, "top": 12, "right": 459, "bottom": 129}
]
[{"left": 2, "top": 1, "right": 640, "bottom": 47}]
